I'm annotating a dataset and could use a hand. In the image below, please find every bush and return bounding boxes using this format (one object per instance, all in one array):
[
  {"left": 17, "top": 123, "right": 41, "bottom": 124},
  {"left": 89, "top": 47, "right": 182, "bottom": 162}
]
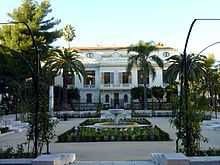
[
  {"left": 57, "top": 119, "right": 170, "bottom": 142},
  {"left": 0, "top": 144, "right": 34, "bottom": 159},
  {"left": 0, "top": 127, "right": 9, "bottom": 134},
  {"left": 196, "top": 148, "right": 220, "bottom": 156}
]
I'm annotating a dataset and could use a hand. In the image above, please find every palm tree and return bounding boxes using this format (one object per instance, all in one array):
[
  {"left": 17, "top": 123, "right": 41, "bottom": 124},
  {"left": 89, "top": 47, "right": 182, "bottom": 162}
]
[
  {"left": 46, "top": 48, "right": 85, "bottom": 110},
  {"left": 166, "top": 53, "right": 206, "bottom": 84},
  {"left": 166, "top": 53, "right": 206, "bottom": 153},
  {"left": 63, "top": 24, "right": 75, "bottom": 48},
  {"left": 202, "top": 54, "right": 220, "bottom": 118},
  {"left": 127, "top": 41, "right": 163, "bottom": 110}
]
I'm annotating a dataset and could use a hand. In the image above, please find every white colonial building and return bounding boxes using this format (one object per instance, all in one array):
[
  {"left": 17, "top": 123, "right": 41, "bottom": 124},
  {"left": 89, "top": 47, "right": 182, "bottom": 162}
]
[{"left": 54, "top": 46, "right": 177, "bottom": 109}]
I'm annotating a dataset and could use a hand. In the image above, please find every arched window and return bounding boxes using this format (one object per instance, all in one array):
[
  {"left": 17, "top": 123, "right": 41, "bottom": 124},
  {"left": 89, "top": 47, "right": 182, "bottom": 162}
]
[
  {"left": 105, "top": 94, "right": 109, "bottom": 103},
  {"left": 86, "top": 93, "right": 92, "bottom": 103},
  {"left": 124, "top": 94, "right": 128, "bottom": 103}
]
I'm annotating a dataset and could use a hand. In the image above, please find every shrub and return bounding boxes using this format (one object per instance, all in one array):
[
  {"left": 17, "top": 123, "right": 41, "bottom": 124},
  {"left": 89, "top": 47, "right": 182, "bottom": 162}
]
[
  {"left": 0, "top": 127, "right": 9, "bottom": 134},
  {"left": 57, "top": 119, "right": 170, "bottom": 142}
]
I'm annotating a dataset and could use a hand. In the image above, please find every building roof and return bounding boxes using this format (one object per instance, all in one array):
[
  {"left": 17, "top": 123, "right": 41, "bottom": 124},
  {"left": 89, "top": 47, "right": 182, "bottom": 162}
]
[{"left": 72, "top": 45, "right": 175, "bottom": 52}]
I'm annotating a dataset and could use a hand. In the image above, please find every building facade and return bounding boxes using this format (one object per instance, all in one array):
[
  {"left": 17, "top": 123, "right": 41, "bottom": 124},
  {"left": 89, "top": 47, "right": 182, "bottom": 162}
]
[{"left": 54, "top": 46, "right": 177, "bottom": 109}]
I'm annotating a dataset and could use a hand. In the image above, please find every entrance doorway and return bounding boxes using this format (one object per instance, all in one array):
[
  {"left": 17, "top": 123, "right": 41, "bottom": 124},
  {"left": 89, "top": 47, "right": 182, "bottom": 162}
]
[{"left": 114, "top": 93, "right": 119, "bottom": 108}]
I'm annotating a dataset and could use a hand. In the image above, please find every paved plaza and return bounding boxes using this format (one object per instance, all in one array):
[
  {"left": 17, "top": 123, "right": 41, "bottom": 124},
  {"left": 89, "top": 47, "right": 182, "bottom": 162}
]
[{"left": 0, "top": 116, "right": 220, "bottom": 160}]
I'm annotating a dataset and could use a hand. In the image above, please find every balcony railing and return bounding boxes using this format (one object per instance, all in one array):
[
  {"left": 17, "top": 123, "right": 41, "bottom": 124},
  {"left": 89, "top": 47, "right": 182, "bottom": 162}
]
[
  {"left": 83, "top": 84, "right": 95, "bottom": 88},
  {"left": 101, "top": 83, "right": 132, "bottom": 88}
]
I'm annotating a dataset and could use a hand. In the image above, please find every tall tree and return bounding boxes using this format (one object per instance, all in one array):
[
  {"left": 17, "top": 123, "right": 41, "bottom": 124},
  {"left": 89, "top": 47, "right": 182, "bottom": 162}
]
[
  {"left": 166, "top": 53, "right": 207, "bottom": 155},
  {"left": 127, "top": 41, "right": 163, "bottom": 110},
  {"left": 203, "top": 54, "right": 220, "bottom": 118},
  {"left": 45, "top": 48, "right": 85, "bottom": 110},
  {"left": 152, "top": 86, "right": 165, "bottom": 110},
  {"left": 63, "top": 24, "right": 75, "bottom": 48},
  {"left": 0, "top": 0, "right": 61, "bottom": 66},
  {"left": 166, "top": 54, "right": 206, "bottom": 83},
  {"left": 0, "top": 0, "right": 61, "bottom": 156}
]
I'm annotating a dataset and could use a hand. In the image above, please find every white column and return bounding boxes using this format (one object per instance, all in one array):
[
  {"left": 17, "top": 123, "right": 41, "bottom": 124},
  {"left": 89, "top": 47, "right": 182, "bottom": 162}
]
[
  {"left": 49, "top": 85, "right": 54, "bottom": 116},
  {"left": 177, "top": 84, "right": 181, "bottom": 96}
]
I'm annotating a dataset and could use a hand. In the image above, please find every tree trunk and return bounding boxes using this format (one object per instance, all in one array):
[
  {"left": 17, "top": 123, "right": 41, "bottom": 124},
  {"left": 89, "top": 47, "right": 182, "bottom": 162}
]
[
  {"left": 63, "top": 72, "right": 68, "bottom": 111},
  {"left": 214, "top": 92, "right": 217, "bottom": 119},
  {"left": 158, "top": 99, "right": 161, "bottom": 110},
  {"left": 46, "top": 140, "right": 49, "bottom": 154},
  {"left": 143, "top": 81, "right": 147, "bottom": 111},
  {"left": 152, "top": 90, "right": 154, "bottom": 116}
]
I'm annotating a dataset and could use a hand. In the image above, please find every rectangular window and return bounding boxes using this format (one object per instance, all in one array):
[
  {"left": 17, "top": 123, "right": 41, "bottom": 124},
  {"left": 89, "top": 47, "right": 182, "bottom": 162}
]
[
  {"left": 163, "top": 70, "right": 168, "bottom": 84},
  {"left": 120, "top": 72, "right": 131, "bottom": 84},
  {"left": 138, "top": 70, "right": 149, "bottom": 84},
  {"left": 103, "top": 72, "right": 114, "bottom": 84},
  {"left": 66, "top": 74, "right": 74, "bottom": 85},
  {"left": 84, "top": 70, "right": 95, "bottom": 87},
  {"left": 86, "top": 93, "right": 92, "bottom": 103}
]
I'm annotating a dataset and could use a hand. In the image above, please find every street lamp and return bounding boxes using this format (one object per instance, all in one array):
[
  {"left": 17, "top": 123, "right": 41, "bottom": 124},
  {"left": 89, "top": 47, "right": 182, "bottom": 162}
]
[
  {"left": 0, "top": 21, "right": 40, "bottom": 157},
  {"left": 182, "top": 18, "right": 220, "bottom": 155}
]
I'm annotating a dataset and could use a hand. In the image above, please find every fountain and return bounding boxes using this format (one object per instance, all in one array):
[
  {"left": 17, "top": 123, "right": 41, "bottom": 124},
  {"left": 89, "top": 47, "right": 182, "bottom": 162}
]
[
  {"left": 84, "top": 108, "right": 151, "bottom": 129},
  {"left": 108, "top": 109, "right": 124, "bottom": 125}
]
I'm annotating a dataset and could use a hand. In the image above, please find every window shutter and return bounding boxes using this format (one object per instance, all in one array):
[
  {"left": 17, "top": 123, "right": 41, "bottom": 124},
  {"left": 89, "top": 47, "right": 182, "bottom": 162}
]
[
  {"left": 101, "top": 72, "right": 104, "bottom": 84},
  {"left": 110, "top": 72, "right": 114, "bottom": 84},
  {"left": 128, "top": 73, "right": 132, "bottom": 83},
  {"left": 119, "top": 72, "right": 122, "bottom": 84}
]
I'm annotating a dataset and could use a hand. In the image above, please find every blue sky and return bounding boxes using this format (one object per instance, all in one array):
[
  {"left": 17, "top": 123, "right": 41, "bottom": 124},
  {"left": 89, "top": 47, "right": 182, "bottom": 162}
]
[{"left": 1, "top": 0, "right": 220, "bottom": 59}]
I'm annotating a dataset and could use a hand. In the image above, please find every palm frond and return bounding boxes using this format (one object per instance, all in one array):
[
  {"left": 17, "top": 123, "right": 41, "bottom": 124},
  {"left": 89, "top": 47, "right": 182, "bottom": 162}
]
[{"left": 150, "top": 55, "right": 163, "bottom": 68}]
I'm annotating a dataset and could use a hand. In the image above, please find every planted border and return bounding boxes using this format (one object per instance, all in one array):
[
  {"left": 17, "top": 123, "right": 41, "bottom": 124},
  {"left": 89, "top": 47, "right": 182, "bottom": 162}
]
[{"left": 57, "top": 118, "right": 170, "bottom": 142}]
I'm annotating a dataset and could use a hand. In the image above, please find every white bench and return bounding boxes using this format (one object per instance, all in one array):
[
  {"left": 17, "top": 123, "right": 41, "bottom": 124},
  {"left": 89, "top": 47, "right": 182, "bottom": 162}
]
[
  {"left": 151, "top": 153, "right": 189, "bottom": 165},
  {"left": 32, "top": 153, "right": 76, "bottom": 165},
  {"left": 151, "top": 153, "right": 164, "bottom": 165},
  {"left": 162, "top": 153, "right": 189, "bottom": 165},
  {"left": 189, "top": 156, "right": 220, "bottom": 165}
]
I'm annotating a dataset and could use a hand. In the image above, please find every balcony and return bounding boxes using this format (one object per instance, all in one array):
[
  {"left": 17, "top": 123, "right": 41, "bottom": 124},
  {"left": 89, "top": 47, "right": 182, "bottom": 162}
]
[
  {"left": 137, "top": 83, "right": 149, "bottom": 87},
  {"left": 83, "top": 84, "right": 95, "bottom": 88},
  {"left": 100, "top": 83, "right": 132, "bottom": 89}
]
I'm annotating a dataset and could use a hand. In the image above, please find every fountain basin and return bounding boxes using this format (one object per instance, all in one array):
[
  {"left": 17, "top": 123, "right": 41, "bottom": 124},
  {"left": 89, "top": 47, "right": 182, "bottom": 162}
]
[
  {"left": 83, "top": 122, "right": 151, "bottom": 129},
  {"left": 109, "top": 109, "right": 124, "bottom": 115}
]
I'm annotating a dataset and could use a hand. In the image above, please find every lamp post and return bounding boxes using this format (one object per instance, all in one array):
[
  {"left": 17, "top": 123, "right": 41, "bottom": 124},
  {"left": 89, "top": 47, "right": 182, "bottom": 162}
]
[
  {"left": 182, "top": 18, "right": 220, "bottom": 155},
  {"left": 0, "top": 21, "right": 40, "bottom": 157}
]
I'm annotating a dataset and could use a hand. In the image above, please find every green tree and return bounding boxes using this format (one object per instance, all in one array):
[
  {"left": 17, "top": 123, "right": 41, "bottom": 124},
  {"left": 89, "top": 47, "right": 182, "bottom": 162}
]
[
  {"left": 166, "top": 53, "right": 207, "bottom": 155},
  {"left": 202, "top": 54, "right": 220, "bottom": 118},
  {"left": 166, "top": 54, "right": 206, "bottom": 83},
  {"left": 46, "top": 48, "right": 85, "bottom": 110},
  {"left": 131, "top": 87, "right": 144, "bottom": 102},
  {"left": 63, "top": 24, "right": 75, "bottom": 48},
  {"left": 0, "top": 0, "right": 61, "bottom": 156},
  {"left": 0, "top": 0, "right": 61, "bottom": 61},
  {"left": 127, "top": 41, "right": 163, "bottom": 110},
  {"left": 152, "top": 86, "right": 165, "bottom": 110}
]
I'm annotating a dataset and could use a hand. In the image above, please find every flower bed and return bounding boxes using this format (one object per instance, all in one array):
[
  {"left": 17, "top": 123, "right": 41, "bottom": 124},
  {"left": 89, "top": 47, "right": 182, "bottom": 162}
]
[{"left": 57, "top": 118, "right": 170, "bottom": 142}]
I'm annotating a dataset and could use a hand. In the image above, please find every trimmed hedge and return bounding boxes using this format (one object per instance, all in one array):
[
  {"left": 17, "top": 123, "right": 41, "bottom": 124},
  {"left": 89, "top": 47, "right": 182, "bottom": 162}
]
[
  {"left": 79, "top": 118, "right": 151, "bottom": 126},
  {"left": 0, "top": 146, "right": 34, "bottom": 159},
  {"left": 57, "top": 118, "right": 170, "bottom": 142},
  {"left": 0, "top": 127, "right": 9, "bottom": 134}
]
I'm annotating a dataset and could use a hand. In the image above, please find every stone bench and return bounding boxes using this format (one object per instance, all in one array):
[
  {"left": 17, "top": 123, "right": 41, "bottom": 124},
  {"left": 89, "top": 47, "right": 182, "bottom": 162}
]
[
  {"left": 163, "top": 153, "right": 189, "bottom": 165},
  {"left": 0, "top": 158, "right": 32, "bottom": 164},
  {"left": 151, "top": 153, "right": 164, "bottom": 165},
  {"left": 32, "top": 153, "right": 76, "bottom": 165},
  {"left": 189, "top": 156, "right": 220, "bottom": 165},
  {"left": 151, "top": 153, "right": 189, "bottom": 165}
]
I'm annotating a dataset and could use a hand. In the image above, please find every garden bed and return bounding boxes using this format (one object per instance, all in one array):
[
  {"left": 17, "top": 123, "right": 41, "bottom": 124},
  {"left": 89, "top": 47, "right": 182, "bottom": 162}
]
[
  {"left": 57, "top": 118, "right": 170, "bottom": 142},
  {"left": 0, "top": 127, "right": 10, "bottom": 134}
]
